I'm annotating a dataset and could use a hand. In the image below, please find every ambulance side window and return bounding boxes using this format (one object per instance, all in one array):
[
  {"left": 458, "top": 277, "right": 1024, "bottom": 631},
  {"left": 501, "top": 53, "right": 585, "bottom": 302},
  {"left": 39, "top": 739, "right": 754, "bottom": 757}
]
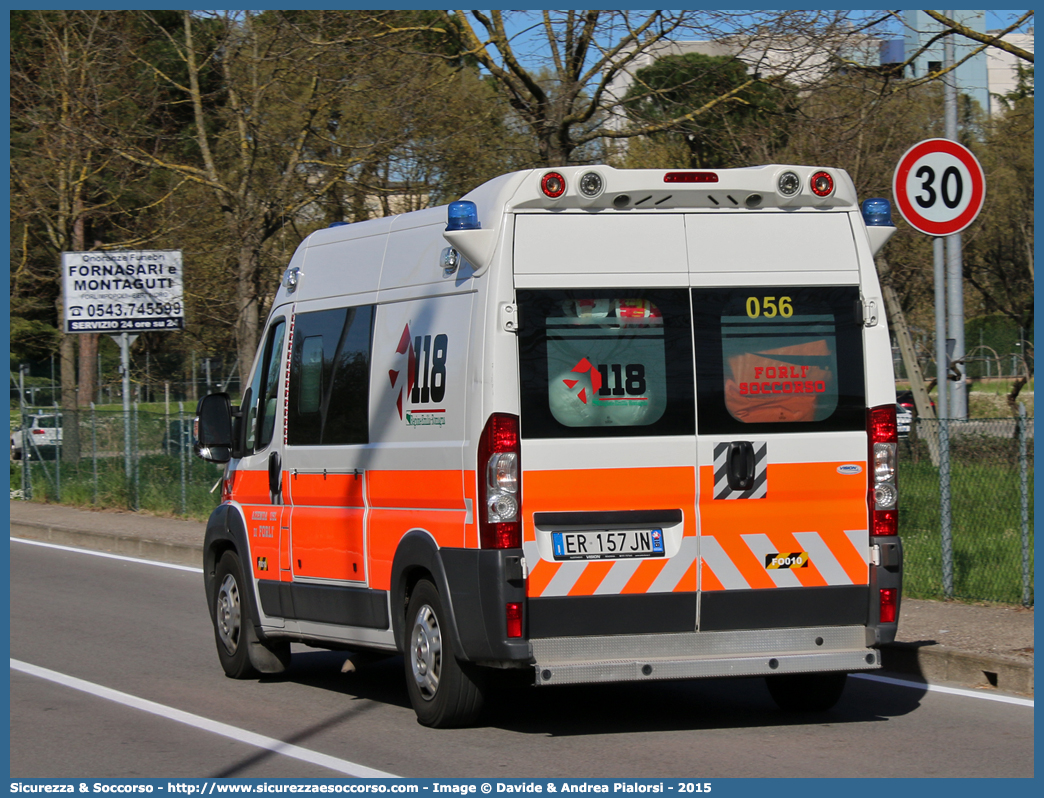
[
  {"left": 517, "top": 289, "right": 694, "bottom": 439},
  {"left": 244, "top": 318, "right": 287, "bottom": 454},
  {"left": 692, "top": 286, "right": 866, "bottom": 434},
  {"left": 287, "top": 305, "right": 374, "bottom": 446}
]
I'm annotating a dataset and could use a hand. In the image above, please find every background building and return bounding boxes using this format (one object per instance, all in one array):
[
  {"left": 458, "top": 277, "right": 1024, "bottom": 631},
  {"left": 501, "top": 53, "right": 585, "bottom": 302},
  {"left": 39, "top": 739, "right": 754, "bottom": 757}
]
[{"left": 605, "top": 11, "right": 1033, "bottom": 131}]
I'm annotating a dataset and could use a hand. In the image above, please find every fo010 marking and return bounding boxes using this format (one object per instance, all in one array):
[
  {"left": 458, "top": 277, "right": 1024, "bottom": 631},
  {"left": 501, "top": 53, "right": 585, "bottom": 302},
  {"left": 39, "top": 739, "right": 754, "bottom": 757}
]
[{"left": 765, "top": 552, "right": 810, "bottom": 569}]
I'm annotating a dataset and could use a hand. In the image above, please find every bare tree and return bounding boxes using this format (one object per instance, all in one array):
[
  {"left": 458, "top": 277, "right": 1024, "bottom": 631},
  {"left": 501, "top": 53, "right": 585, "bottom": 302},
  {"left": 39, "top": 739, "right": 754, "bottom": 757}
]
[
  {"left": 923, "top": 10, "right": 1034, "bottom": 64},
  {"left": 89, "top": 11, "right": 489, "bottom": 380},
  {"left": 430, "top": 10, "right": 889, "bottom": 166}
]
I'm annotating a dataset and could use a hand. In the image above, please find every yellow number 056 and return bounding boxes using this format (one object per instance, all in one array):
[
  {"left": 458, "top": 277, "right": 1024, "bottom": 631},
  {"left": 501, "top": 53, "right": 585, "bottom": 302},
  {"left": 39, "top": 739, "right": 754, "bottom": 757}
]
[{"left": 746, "top": 296, "right": 793, "bottom": 318}]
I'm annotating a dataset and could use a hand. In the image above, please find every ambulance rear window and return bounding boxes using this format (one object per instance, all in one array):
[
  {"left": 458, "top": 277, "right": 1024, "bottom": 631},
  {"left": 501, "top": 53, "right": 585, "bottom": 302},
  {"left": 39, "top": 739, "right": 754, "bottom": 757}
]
[
  {"left": 692, "top": 286, "right": 865, "bottom": 433},
  {"left": 517, "top": 289, "right": 694, "bottom": 438}
]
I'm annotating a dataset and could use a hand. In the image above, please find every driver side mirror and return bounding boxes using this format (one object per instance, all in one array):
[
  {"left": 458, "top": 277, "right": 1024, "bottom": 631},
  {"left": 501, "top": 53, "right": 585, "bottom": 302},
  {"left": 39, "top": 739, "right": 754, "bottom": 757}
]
[{"left": 194, "top": 393, "right": 233, "bottom": 463}]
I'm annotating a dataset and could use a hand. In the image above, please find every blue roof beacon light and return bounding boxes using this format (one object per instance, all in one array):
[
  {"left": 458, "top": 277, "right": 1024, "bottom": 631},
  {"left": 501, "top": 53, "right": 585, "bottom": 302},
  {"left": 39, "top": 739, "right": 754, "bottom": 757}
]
[
  {"left": 862, "top": 197, "right": 896, "bottom": 256},
  {"left": 446, "top": 200, "right": 481, "bottom": 231},
  {"left": 861, "top": 198, "right": 894, "bottom": 227}
]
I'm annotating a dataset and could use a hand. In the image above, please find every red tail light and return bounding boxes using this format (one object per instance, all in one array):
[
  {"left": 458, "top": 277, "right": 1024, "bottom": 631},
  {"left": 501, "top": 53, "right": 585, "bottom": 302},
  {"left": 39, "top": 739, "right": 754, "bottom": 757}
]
[
  {"left": 868, "top": 405, "right": 899, "bottom": 536},
  {"left": 478, "top": 413, "right": 521, "bottom": 549},
  {"left": 879, "top": 588, "right": 897, "bottom": 624},
  {"left": 506, "top": 602, "right": 523, "bottom": 638}
]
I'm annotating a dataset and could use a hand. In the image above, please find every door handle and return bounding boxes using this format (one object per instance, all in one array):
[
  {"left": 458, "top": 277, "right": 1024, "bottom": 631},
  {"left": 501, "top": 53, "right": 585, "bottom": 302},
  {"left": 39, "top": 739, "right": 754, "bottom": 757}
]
[
  {"left": 269, "top": 451, "right": 282, "bottom": 498},
  {"left": 726, "top": 441, "right": 756, "bottom": 491}
]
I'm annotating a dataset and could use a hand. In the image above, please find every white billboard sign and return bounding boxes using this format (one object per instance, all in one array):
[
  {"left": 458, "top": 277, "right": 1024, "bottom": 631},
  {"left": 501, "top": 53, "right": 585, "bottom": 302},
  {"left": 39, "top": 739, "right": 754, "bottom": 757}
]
[{"left": 62, "top": 250, "right": 185, "bottom": 334}]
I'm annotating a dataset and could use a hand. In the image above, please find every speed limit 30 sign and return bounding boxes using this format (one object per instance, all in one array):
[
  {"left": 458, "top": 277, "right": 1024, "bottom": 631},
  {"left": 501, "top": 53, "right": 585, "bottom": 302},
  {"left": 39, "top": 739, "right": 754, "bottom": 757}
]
[{"left": 892, "top": 138, "right": 985, "bottom": 236}]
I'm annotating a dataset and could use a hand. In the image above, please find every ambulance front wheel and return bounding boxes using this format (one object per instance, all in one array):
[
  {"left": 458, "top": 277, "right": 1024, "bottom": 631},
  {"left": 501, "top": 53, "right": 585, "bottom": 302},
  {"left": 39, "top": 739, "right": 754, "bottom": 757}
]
[
  {"left": 404, "top": 579, "right": 486, "bottom": 728},
  {"left": 766, "top": 671, "right": 848, "bottom": 712},
  {"left": 213, "top": 550, "right": 259, "bottom": 679}
]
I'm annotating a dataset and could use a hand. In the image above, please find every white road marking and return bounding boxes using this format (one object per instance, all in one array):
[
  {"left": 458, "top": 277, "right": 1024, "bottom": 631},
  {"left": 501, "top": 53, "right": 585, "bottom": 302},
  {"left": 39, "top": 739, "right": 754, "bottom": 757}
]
[
  {"left": 10, "top": 658, "right": 399, "bottom": 778},
  {"left": 852, "top": 672, "right": 1034, "bottom": 707},
  {"left": 10, "top": 536, "right": 203, "bottom": 573}
]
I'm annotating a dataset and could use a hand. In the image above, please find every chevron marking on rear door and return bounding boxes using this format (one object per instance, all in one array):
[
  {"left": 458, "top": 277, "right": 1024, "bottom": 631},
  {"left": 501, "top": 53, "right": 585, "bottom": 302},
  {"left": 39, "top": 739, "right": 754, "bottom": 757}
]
[
  {"left": 592, "top": 559, "right": 644, "bottom": 595},
  {"left": 698, "top": 535, "right": 750, "bottom": 590},
  {"left": 524, "top": 538, "right": 699, "bottom": 597},
  {"left": 649, "top": 536, "right": 699, "bottom": 592},
  {"left": 793, "top": 531, "right": 854, "bottom": 586}
]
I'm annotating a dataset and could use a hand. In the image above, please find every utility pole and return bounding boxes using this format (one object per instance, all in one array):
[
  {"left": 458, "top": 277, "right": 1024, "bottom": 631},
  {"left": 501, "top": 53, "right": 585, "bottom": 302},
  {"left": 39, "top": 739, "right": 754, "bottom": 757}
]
[{"left": 943, "top": 14, "right": 968, "bottom": 419}]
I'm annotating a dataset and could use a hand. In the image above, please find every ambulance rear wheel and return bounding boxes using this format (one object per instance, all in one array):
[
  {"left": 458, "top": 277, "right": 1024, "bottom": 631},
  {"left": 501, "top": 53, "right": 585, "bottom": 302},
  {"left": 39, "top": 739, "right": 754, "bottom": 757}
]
[
  {"left": 213, "top": 550, "right": 259, "bottom": 680},
  {"left": 404, "top": 579, "right": 486, "bottom": 728},
  {"left": 766, "top": 671, "right": 848, "bottom": 712}
]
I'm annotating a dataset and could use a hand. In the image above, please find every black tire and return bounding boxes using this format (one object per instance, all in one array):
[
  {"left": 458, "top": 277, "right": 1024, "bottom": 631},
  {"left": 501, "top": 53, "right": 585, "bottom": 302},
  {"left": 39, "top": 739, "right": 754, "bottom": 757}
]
[
  {"left": 213, "top": 550, "right": 260, "bottom": 679},
  {"left": 766, "top": 671, "right": 848, "bottom": 712},
  {"left": 403, "top": 579, "right": 486, "bottom": 728}
]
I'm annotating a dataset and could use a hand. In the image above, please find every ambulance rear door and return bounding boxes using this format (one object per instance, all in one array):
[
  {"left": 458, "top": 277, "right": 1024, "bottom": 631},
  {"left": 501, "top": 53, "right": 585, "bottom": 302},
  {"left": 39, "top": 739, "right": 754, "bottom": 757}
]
[
  {"left": 514, "top": 212, "right": 700, "bottom": 639},
  {"left": 686, "top": 212, "right": 872, "bottom": 633}
]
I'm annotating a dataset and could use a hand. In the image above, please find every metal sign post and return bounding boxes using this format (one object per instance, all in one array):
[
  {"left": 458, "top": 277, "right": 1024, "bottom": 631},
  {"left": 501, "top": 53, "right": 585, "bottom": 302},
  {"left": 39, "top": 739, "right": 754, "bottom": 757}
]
[
  {"left": 109, "top": 333, "right": 139, "bottom": 480},
  {"left": 893, "top": 137, "right": 985, "bottom": 600}
]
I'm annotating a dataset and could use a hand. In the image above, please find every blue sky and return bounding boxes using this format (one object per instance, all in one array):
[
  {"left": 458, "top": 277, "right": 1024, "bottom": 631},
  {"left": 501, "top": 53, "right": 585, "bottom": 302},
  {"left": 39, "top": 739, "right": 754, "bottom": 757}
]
[{"left": 491, "top": 10, "right": 1033, "bottom": 65}]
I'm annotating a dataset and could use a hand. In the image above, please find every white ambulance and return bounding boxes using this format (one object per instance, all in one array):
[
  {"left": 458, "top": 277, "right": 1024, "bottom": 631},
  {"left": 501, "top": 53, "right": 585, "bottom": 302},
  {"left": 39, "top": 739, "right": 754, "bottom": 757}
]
[{"left": 195, "top": 165, "right": 903, "bottom": 728}]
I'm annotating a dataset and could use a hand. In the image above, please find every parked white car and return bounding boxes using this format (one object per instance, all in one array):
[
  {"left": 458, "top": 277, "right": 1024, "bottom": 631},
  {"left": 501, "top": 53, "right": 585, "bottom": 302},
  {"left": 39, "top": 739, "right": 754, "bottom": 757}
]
[{"left": 10, "top": 413, "right": 63, "bottom": 459}]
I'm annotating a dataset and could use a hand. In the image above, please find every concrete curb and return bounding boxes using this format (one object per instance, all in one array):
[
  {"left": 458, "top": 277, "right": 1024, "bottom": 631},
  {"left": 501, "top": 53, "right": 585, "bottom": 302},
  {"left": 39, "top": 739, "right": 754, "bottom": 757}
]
[
  {"left": 879, "top": 641, "right": 1034, "bottom": 696},
  {"left": 10, "top": 520, "right": 1033, "bottom": 698},
  {"left": 11, "top": 519, "right": 201, "bottom": 569}
]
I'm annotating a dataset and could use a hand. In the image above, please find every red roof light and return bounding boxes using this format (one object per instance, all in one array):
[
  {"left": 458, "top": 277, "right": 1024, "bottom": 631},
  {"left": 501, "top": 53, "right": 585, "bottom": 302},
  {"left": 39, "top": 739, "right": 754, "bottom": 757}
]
[
  {"left": 664, "top": 172, "right": 719, "bottom": 184},
  {"left": 810, "top": 171, "right": 834, "bottom": 197},
  {"left": 541, "top": 172, "right": 566, "bottom": 198}
]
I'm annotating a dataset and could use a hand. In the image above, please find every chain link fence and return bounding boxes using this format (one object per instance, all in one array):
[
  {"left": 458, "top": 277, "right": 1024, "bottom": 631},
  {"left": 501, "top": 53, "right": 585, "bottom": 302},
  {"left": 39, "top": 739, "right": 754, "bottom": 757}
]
[
  {"left": 900, "top": 415, "right": 1034, "bottom": 606},
  {"left": 10, "top": 404, "right": 224, "bottom": 519}
]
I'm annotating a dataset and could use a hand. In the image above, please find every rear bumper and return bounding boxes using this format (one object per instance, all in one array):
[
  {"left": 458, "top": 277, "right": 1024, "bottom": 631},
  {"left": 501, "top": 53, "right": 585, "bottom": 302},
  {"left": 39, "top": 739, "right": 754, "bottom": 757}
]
[{"left": 531, "top": 625, "right": 879, "bottom": 686}]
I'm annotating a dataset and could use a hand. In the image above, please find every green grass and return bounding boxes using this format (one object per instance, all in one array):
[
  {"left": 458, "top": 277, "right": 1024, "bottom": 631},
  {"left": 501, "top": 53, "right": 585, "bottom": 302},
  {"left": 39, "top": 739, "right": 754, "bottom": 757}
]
[{"left": 11, "top": 453, "right": 224, "bottom": 521}]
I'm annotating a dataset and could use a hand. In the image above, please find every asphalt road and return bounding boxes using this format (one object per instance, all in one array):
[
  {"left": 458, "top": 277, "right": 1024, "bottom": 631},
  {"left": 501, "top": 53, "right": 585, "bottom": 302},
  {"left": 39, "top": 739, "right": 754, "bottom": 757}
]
[{"left": 9, "top": 539, "right": 1034, "bottom": 779}]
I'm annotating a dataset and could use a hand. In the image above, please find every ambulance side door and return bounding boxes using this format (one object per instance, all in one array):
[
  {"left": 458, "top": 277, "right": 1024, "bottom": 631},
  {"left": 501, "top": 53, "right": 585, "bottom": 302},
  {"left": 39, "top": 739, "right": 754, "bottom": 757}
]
[
  {"left": 231, "top": 315, "right": 290, "bottom": 587},
  {"left": 283, "top": 302, "right": 375, "bottom": 586}
]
